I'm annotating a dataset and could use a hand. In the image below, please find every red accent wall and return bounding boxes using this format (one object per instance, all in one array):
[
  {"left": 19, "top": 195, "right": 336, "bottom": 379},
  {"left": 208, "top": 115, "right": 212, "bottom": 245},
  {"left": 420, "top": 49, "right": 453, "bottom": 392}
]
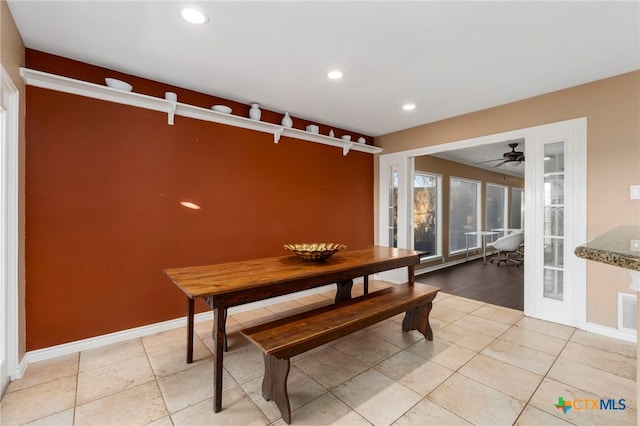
[{"left": 25, "top": 50, "right": 374, "bottom": 350}]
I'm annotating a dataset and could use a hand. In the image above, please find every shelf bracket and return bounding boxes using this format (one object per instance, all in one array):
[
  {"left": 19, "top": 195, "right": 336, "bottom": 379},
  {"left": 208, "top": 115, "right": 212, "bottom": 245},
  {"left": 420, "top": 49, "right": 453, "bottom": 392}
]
[
  {"left": 167, "top": 103, "right": 176, "bottom": 126},
  {"left": 342, "top": 143, "right": 353, "bottom": 156},
  {"left": 273, "top": 127, "right": 284, "bottom": 144}
]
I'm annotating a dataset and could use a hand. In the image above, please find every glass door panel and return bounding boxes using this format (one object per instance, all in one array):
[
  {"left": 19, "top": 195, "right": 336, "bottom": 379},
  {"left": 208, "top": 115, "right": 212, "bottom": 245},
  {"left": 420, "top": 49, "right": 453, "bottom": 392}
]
[
  {"left": 542, "top": 142, "right": 565, "bottom": 301},
  {"left": 389, "top": 167, "right": 399, "bottom": 248},
  {"left": 544, "top": 269, "right": 564, "bottom": 301}
]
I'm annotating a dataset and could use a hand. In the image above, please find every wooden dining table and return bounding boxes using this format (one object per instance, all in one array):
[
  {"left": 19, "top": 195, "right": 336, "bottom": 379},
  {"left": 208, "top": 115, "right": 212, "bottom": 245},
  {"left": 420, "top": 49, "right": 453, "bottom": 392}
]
[{"left": 163, "top": 245, "right": 421, "bottom": 413}]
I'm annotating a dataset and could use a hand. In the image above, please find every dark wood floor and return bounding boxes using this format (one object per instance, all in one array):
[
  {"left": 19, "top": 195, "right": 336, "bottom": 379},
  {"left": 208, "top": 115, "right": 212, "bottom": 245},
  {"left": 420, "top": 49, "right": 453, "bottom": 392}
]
[{"left": 415, "top": 258, "right": 524, "bottom": 311}]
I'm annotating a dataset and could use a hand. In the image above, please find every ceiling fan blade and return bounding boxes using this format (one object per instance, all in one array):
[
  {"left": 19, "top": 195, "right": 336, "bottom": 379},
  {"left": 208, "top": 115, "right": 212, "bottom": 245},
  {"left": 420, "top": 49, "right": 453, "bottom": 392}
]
[
  {"left": 493, "top": 161, "right": 508, "bottom": 167},
  {"left": 476, "top": 158, "right": 503, "bottom": 164}
]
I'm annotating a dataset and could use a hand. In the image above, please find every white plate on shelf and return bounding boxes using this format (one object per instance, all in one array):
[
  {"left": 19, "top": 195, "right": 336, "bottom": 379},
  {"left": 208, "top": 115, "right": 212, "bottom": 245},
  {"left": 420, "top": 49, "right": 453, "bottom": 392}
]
[
  {"left": 212, "top": 105, "right": 232, "bottom": 114},
  {"left": 105, "top": 78, "right": 132, "bottom": 92}
]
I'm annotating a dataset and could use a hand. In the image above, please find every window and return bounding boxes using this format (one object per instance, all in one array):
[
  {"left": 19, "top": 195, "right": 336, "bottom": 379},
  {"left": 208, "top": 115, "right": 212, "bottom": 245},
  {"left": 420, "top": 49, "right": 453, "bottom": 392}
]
[
  {"left": 486, "top": 183, "right": 508, "bottom": 231},
  {"left": 511, "top": 187, "right": 524, "bottom": 229},
  {"left": 413, "top": 172, "right": 441, "bottom": 258},
  {"left": 449, "top": 178, "right": 481, "bottom": 253}
]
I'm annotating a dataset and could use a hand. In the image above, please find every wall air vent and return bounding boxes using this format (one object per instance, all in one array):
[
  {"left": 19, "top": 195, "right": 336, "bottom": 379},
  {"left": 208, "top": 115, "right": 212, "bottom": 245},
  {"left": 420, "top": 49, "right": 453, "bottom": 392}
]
[{"left": 618, "top": 292, "right": 637, "bottom": 335}]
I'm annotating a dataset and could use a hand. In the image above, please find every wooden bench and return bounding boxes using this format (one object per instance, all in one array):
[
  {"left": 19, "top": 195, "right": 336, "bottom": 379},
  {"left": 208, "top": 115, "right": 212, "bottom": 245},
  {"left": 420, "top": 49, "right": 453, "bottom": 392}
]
[{"left": 240, "top": 282, "right": 440, "bottom": 424}]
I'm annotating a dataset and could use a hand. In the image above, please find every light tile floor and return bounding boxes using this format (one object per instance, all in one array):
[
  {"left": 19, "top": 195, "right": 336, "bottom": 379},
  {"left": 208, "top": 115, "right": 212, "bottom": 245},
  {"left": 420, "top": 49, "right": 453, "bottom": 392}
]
[{"left": 1, "top": 281, "right": 637, "bottom": 425}]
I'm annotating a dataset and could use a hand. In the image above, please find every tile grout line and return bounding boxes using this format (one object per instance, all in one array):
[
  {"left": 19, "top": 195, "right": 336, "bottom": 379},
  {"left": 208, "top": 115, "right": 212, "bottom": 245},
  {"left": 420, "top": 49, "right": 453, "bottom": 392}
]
[
  {"left": 72, "top": 351, "right": 80, "bottom": 426},
  {"left": 510, "top": 327, "right": 579, "bottom": 426},
  {"left": 140, "top": 335, "right": 174, "bottom": 425}
]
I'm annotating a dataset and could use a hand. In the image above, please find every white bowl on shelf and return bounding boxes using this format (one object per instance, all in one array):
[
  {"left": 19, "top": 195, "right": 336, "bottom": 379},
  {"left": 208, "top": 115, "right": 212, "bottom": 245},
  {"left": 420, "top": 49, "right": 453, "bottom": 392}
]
[
  {"left": 212, "top": 105, "right": 232, "bottom": 114},
  {"left": 341, "top": 135, "right": 351, "bottom": 141},
  {"left": 105, "top": 78, "right": 132, "bottom": 92}
]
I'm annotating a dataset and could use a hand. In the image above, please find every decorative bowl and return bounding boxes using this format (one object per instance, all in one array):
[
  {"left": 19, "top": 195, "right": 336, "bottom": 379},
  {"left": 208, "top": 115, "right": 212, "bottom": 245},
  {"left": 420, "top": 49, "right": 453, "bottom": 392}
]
[
  {"left": 105, "top": 78, "right": 133, "bottom": 92},
  {"left": 284, "top": 243, "right": 346, "bottom": 261},
  {"left": 212, "top": 105, "right": 232, "bottom": 114}
]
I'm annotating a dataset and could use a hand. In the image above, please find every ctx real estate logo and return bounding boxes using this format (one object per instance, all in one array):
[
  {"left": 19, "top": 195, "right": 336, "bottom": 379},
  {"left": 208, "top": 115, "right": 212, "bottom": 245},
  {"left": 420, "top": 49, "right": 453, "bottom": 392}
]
[{"left": 554, "top": 396, "right": 626, "bottom": 414}]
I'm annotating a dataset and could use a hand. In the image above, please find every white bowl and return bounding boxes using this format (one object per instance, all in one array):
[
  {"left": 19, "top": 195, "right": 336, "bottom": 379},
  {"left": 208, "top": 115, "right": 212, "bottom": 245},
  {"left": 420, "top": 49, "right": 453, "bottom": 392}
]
[
  {"left": 212, "top": 105, "right": 232, "bottom": 114},
  {"left": 341, "top": 135, "right": 351, "bottom": 141},
  {"left": 105, "top": 78, "right": 132, "bottom": 92}
]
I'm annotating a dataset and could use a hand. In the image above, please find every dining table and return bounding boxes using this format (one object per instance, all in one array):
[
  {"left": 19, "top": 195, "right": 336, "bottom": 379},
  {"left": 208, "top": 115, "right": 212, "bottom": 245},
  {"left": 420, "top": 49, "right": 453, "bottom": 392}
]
[{"left": 163, "top": 245, "right": 422, "bottom": 413}]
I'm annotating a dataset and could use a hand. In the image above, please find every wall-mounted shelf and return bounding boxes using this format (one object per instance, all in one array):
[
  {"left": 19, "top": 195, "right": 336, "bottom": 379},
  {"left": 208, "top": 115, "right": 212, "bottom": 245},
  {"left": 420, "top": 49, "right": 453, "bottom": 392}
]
[{"left": 20, "top": 68, "right": 382, "bottom": 156}]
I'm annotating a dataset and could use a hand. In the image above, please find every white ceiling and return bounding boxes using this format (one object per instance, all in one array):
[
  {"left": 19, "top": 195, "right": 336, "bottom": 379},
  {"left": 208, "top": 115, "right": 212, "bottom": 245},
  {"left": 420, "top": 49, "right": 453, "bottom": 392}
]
[{"left": 7, "top": 1, "right": 640, "bottom": 137}]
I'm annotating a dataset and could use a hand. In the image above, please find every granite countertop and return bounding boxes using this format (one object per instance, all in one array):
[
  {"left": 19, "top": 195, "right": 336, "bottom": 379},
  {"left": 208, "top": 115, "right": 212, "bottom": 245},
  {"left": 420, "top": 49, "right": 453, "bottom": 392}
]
[{"left": 574, "top": 225, "right": 640, "bottom": 271}]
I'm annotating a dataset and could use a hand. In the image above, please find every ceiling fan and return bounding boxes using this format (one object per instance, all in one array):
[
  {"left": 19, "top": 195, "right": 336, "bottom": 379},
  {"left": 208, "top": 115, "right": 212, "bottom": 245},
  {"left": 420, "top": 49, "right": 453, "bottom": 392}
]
[{"left": 477, "top": 142, "right": 525, "bottom": 167}]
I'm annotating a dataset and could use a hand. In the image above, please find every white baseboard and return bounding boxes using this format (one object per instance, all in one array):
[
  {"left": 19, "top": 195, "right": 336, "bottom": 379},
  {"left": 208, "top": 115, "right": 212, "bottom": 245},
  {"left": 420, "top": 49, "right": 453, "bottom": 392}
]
[
  {"left": 416, "top": 253, "right": 484, "bottom": 275},
  {"left": 585, "top": 322, "right": 637, "bottom": 343},
  {"left": 12, "top": 355, "right": 28, "bottom": 380},
  {"left": 16, "top": 281, "right": 357, "bottom": 376}
]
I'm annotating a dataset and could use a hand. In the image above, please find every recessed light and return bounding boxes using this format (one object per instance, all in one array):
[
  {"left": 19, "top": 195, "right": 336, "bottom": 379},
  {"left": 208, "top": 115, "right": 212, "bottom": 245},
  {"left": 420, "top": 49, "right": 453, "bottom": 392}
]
[
  {"left": 327, "top": 70, "right": 344, "bottom": 80},
  {"left": 180, "top": 7, "right": 208, "bottom": 25},
  {"left": 402, "top": 104, "right": 416, "bottom": 111}
]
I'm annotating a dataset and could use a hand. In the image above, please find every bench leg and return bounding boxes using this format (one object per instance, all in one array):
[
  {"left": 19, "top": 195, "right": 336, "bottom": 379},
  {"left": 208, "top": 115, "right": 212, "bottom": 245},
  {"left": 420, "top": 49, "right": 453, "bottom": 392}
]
[
  {"left": 402, "top": 302, "right": 434, "bottom": 341},
  {"left": 262, "top": 354, "right": 292, "bottom": 424}
]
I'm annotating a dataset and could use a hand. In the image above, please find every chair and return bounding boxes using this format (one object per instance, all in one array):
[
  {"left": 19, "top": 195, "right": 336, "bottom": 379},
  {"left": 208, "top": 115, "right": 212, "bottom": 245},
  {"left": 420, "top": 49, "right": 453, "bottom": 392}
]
[{"left": 490, "top": 231, "right": 525, "bottom": 266}]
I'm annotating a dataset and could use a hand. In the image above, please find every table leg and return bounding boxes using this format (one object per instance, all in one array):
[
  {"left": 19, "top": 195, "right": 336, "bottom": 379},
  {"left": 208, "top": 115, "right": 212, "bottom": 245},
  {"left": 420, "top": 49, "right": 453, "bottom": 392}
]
[
  {"left": 363, "top": 275, "right": 369, "bottom": 294},
  {"left": 482, "top": 235, "right": 487, "bottom": 264},
  {"left": 213, "top": 307, "right": 225, "bottom": 412},
  {"left": 335, "top": 279, "right": 353, "bottom": 302},
  {"left": 223, "top": 308, "right": 228, "bottom": 352},
  {"left": 465, "top": 234, "right": 469, "bottom": 262},
  {"left": 187, "top": 298, "right": 194, "bottom": 364}
]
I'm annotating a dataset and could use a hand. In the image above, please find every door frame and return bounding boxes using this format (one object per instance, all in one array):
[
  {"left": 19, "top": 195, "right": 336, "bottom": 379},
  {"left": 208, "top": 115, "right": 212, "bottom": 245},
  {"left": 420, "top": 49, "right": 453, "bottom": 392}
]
[
  {"left": 1, "top": 65, "right": 20, "bottom": 395},
  {"left": 377, "top": 118, "right": 586, "bottom": 328}
]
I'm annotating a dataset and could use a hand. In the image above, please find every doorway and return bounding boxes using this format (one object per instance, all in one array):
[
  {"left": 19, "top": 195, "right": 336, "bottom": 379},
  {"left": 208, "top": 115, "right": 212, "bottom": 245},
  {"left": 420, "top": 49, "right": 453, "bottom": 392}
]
[{"left": 378, "top": 118, "right": 586, "bottom": 328}]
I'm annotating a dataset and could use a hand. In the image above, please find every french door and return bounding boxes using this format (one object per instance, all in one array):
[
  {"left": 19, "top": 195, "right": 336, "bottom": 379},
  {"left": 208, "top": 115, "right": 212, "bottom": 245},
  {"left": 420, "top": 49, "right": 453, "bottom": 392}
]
[
  {"left": 378, "top": 118, "right": 587, "bottom": 328},
  {"left": 524, "top": 118, "right": 587, "bottom": 327}
]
